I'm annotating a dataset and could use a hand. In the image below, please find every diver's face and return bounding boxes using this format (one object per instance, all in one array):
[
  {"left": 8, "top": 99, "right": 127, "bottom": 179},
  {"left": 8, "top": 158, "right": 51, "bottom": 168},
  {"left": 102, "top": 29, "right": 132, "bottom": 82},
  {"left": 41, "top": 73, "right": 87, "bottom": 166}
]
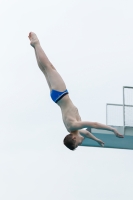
[{"left": 73, "top": 134, "right": 84, "bottom": 148}]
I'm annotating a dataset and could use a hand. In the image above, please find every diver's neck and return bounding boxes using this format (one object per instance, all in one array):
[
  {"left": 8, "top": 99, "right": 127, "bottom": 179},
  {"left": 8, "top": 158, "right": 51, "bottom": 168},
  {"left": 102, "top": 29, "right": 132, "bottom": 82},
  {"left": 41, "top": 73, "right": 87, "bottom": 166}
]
[{"left": 70, "top": 130, "right": 79, "bottom": 135}]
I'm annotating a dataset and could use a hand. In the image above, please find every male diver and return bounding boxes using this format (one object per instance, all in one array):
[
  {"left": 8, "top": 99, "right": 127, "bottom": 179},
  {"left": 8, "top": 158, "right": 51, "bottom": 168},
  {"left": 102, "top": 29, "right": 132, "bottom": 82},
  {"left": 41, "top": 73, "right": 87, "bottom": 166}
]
[{"left": 28, "top": 32, "right": 124, "bottom": 150}]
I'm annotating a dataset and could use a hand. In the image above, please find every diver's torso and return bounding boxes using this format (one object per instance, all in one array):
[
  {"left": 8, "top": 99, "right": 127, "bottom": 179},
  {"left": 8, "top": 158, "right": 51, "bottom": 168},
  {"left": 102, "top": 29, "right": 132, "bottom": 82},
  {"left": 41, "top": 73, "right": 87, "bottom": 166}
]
[{"left": 57, "top": 95, "right": 81, "bottom": 132}]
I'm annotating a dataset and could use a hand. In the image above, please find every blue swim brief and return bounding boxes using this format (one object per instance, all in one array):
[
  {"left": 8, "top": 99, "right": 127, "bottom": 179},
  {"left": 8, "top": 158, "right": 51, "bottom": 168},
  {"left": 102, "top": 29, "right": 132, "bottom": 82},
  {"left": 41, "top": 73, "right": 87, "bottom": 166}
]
[{"left": 50, "top": 89, "right": 69, "bottom": 103}]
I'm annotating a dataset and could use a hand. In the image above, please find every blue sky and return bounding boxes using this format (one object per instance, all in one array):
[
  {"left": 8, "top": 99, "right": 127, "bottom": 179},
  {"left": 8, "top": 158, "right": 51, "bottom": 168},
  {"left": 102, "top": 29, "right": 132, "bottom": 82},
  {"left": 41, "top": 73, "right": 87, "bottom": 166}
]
[{"left": 0, "top": 1, "right": 133, "bottom": 200}]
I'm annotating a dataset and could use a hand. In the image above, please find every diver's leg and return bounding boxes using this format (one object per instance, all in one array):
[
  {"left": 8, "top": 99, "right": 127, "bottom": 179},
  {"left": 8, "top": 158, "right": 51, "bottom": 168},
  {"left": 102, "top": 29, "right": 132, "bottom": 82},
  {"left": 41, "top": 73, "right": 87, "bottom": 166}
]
[{"left": 28, "top": 32, "right": 67, "bottom": 91}]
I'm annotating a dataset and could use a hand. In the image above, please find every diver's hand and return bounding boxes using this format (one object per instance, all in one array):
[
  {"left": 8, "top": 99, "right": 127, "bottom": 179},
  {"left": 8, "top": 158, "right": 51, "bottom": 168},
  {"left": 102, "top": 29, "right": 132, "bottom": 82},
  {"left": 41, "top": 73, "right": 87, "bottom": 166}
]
[
  {"left": 97, "top": 139, "right": 104, "bottom": 147},
  {"left": 114, "top": 129, "right": 124, "bottom": 138}
]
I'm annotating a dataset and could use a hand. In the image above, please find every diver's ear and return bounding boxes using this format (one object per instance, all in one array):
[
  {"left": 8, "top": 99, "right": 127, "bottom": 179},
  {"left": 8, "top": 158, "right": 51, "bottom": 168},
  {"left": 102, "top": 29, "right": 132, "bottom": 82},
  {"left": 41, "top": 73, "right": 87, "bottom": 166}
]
[{"left": 72, "top": 136, "right": 76, "bottom": 141}]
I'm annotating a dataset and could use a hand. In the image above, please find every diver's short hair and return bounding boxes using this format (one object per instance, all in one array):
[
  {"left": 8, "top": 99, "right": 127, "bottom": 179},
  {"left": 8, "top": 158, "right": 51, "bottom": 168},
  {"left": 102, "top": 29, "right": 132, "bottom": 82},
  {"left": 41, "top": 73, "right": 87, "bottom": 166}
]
[{"left": 63, "top": 134, "right": 76, "bottom": 150}]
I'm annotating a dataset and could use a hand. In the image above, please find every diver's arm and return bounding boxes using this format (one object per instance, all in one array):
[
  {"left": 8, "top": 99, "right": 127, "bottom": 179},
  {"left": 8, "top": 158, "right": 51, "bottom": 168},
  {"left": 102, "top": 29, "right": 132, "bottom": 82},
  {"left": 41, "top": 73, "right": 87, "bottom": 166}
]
[
  {"left": 72, "top": 121, "right": 124, "bottom": 138},
  {"left": 79, "top": 129, "right": 104, "bottom": 146},
  {"left": 72, "top": 121, "right": 114, "bottom": 131},
  {"left": 79, "top": 129, "right": 99, "bottom": 141}
]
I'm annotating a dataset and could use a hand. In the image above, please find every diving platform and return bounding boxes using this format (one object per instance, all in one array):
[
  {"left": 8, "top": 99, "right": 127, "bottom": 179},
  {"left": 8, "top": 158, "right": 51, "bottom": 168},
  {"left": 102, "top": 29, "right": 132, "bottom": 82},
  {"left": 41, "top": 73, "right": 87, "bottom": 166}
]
[{"left": 80, "top": 126, "right": 133, "bottom": 150}]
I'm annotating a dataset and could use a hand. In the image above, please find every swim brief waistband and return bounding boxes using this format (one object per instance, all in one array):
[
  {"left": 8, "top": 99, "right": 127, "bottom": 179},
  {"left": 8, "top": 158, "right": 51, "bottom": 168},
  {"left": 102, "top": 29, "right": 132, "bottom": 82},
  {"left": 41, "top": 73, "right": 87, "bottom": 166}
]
[{"left": 50, "top": 89, "right": 69, "bottom": 103}]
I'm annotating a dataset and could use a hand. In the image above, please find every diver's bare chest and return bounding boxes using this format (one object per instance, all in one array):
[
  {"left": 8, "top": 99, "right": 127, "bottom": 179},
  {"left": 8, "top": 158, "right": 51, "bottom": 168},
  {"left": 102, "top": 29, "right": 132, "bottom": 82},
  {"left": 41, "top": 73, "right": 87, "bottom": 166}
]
[{"left": 62, "top": 106, "right": 81, "bottom": 124}]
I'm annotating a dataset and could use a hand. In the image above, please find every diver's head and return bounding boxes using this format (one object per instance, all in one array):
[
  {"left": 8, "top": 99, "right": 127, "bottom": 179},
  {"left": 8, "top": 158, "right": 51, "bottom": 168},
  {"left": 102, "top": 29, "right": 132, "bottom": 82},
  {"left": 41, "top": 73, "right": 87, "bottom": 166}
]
[{"left": 63, "top": 132, "right": 83, "bottom": 150}]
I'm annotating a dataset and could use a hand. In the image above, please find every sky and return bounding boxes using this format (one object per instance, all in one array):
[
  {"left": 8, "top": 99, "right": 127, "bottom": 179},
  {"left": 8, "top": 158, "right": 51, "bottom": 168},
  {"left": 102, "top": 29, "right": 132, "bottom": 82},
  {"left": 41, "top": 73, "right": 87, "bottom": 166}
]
[{"left": 0, "top": 0, "right": 133, "bottom": 199}]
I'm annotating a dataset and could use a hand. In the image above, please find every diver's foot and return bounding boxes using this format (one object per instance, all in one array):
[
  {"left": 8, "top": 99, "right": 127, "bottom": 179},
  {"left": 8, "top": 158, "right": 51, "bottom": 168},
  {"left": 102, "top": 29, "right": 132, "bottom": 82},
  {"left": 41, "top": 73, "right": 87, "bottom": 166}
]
[
  {"left": 28, "top": 32, "right": 40, "bottom": 47},
  {"left": 97, "top": 139, "right": 104, "bottom": 147}
]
